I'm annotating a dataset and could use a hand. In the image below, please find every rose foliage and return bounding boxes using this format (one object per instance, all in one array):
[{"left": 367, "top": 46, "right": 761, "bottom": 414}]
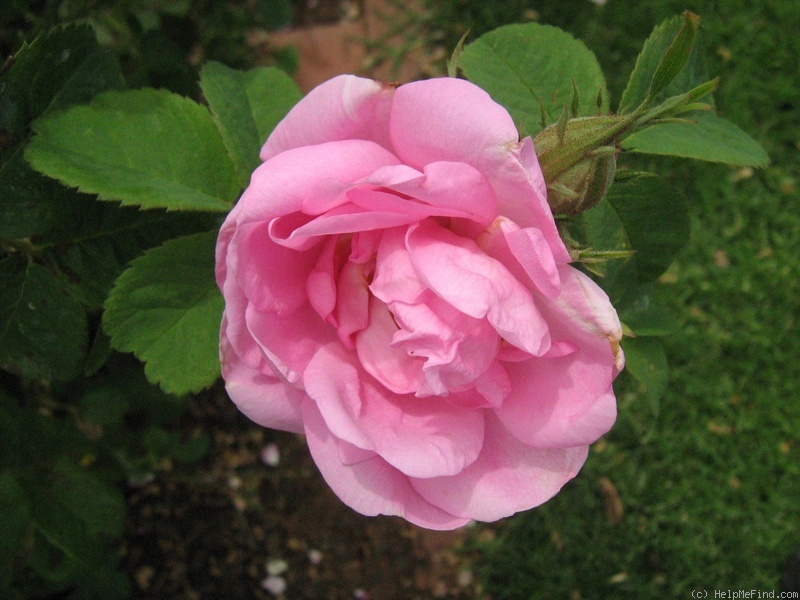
[{"left": 215, "top": 75, "right": 625, "bottom": 529}]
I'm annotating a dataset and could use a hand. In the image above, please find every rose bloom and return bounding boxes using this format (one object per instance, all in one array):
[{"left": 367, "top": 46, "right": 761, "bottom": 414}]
[{"left": 216, "top": 75, "right": 624, "bottom": 530}]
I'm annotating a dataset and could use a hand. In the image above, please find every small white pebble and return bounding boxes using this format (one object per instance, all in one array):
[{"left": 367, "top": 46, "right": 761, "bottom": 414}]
[
  {"left": 260, "top": 443, "right": 281, "bottom": 467},
  {"left": 266, "top": 558, "right": 288, "bottom": 576},
  {"left": 307, "top": 548, "right": 323, "bottom": 565},
  {"left": 456, "top": 569, "right": 474, "bottom": 587},
  {"left": 261, "top": 575, "right": 287, "bottom": 595},
  {"left": 353, "top": 589, "right": 370, "bottom": 600}
]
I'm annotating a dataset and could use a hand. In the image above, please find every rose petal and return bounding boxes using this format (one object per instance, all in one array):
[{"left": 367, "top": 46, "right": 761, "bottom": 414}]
[
  {"left": 356, "top": 296, "right": 425, "bottom": 395},
  {"left": 410, "top": 412, "right": 588, "bottom": 521},
  {"left": 306, "top": 236, "right": 340, "bottom": 325},
  {"left": 389, "top": 78, "right": 519, "bottom": 171},
  {"left": 234, "top": 221, "right": 320, "bottom": 314},
  {"left": 261, "top": 75, "right": 393, "bottom": 160},
  {"left": 389, "top": 296, "right": 499, "bottom": 396},
  {"left": 488, "top": 136, "right": 572, "bottom": 264},
  {"left": 499, "top": 219, "right": 562, "bottom": 299},
  {"left": 304, "top": 344, "right": 485, "bottom": 478},
  {"left": 358, "top": 161, "right": 497, "bottom": 225},
  {"left": 494, "top": 266, "right": 622, "bottom": 448},
  {"left": 219, "top": 288, "right": 264, "bottom": 372},
  {"left": 245, "top": 302, "right": 336, "bottom": 384},
  {"left": 221, "top": 335, "right": 304, "bottom": 433},
  {"left": 302, "top": 398, "right": 470, "bottom": 530},
  {"left": 334, "top": 259, "right": 371, "bottom": 346},
  {"left": 271, "top": 203, "right": 419, "bottom": 249},
  {"left": 407, "top": 220, "right": 551, "bottom": 356},
  {"left": 238, "top": 139, "right": 401, "bottom": 228},
  {"left": 370, "top": 227, "right": 427, "bottom": 305},
  {"left": 337, "top": 438, "right": 377, "bottom": 466}
]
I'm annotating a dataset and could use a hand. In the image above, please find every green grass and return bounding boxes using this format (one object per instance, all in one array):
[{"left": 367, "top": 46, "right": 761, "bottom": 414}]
[{"left": 455, "top": 0, "right": 800, "bottom": 597}]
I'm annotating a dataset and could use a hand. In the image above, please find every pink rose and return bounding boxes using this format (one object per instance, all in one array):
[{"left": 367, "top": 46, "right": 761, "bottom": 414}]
[{"left": 216, "top": 75, "right": 624, "bottom": 530}]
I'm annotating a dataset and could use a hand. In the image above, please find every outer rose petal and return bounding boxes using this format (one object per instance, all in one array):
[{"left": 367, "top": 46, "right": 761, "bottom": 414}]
[
  {"left": 389, "top": 77, "right": 519, "bottom": 171},
  {"left": 410, "top": 412, "right": 588, "bottom": 522},
  {"left": 302, "top": 398, "right": 470, "bottom": 530},
  {"left": 220, "top": 334, "right": 304, "bottom": 433},
  {"left": 495, "top": 266, "right": 623, "bottom": 448},
  {"left": 261, "top": 75, "right": 393, "bottom": 160}
]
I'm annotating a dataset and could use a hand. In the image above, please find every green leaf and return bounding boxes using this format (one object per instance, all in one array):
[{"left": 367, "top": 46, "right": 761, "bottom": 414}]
[
  {"left": 0, "top": 257, "right": 88, "bottom": 380},
  {"left": 622, "top": 336, "right": 668, "bottom": 402},
  {"left": 26, "top": 89, "right": 239, "bottom": 212},
  {"left": 50, "top": 458, "right": 125, "bottom": 538},
  {"left": 25, "top": 458, "right": 124, "bottom": 567},
  {"left": 0, "top": 470, "right": 30, "bottom": 585},
  {"left": 0, "top": 156, "right": 77, "bottom": 240},
  {"left": 621, "top": 112, "right": 769, "bottom": 167},
  {"left": 582, "top": 176, "right": 690, "bottom": 286},
  {"left": 0, "top": 24, "right": 124, "bottom": 146},
  {"left": 648, "top": 12, "right": 700, "bottom": 105},
  {"left": 200, "top": 62, "right": 301, "bottom": 187},
  {"left": 44, "top": 199, "right": 218, "bottom": 310},
  {"left": 618, "top": 288, "right": 681, "bottom": 336},
  {"left": 460, "top": 23, "right": 607, "bottom": 136},
  {"left": 103, "top": 231, "right": 224, "bottom": 395},
  {"left": 619, "top": 13, "right": 710, "bottom": 113}
]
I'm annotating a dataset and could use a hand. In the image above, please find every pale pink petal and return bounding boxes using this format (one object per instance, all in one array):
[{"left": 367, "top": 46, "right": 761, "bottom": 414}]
[
  {"left": 304, "top": 344, "right": 485, "bottom": 478},
  {"left": 487, "top": 136, "right": 572, "bottom": 264},
  {"left": 337, "top": 438, "right": 378, "bottom": 466},
  {"left": 346, "top": 188, "right": 453, "bottom": 219},
  {"left": 237, "top": 140, "right": 401, "bottom": 227},
  {"left": 349, "top": 230, "right": 382, "bottom": 263},
  {"left": 234, "top": 221, "right": 320, "bottom": 314},
  {"left": 219, "top": 285, "right": 264, "bottom": 373},
  {"left": 261, "top": 75, "right": 393, "bottom": 160},
  {"left": 358, "top": 161, "right": 497, "bottom": 225},
  {"left": 387, "top": 79, "right": 569, "bottom": 261},
  {"left": 499, "top": 219, "right": 562, "bottom": 299},
  {"left": 410, "top": 413, "right": 588, "bottom": 521},
  {"left": 369, "top": 227, "right": 427, "bottom": 305},
  {"left": 270, "top": 203, "right": 419, "bottom": 249},
  {"left": 389, "top": 296, "right": 499, "bottom": 396},
  {"left": 519, "top": 136, "right": 547, "bottom": 200},
  {"left": 334, "top": 259, "right": 371, "bottom": 346},
  {"left": 406, "top": 220, "right": 551, "bottom": 356},
  {"left": 496, "top": 358, "right": 618, "bottom": 449},
  {"left": 473, "top": 362, "right": 512, "bottom": 408},
  {"left": 220, "top": 335, "right": 304, "bottom": 433},
  {"left": 434, "top": 363, "right": 511, "bottom": 410},
  {"left": 494, "top": 266, "right": 622, "bottom": 448},
  {"left": 389, "top": 77, "right": 519, "bottom": 171},
  {"left": 245, "top": 302, "right": 337, "bottom": 384},
  {"left": 356, "top": 297, "right": 425, "bottom": 395},
  {"left": 306, "top": 236, "right": 340, "bottom": 325},
  {"left": 302, "top": 398, "right": 470, "bottom": 530}
]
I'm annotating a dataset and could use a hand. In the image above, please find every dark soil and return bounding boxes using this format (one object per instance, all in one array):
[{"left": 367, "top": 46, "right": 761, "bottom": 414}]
[{"left": 121, "top": 389, "right": 491, "bottom": 599}]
